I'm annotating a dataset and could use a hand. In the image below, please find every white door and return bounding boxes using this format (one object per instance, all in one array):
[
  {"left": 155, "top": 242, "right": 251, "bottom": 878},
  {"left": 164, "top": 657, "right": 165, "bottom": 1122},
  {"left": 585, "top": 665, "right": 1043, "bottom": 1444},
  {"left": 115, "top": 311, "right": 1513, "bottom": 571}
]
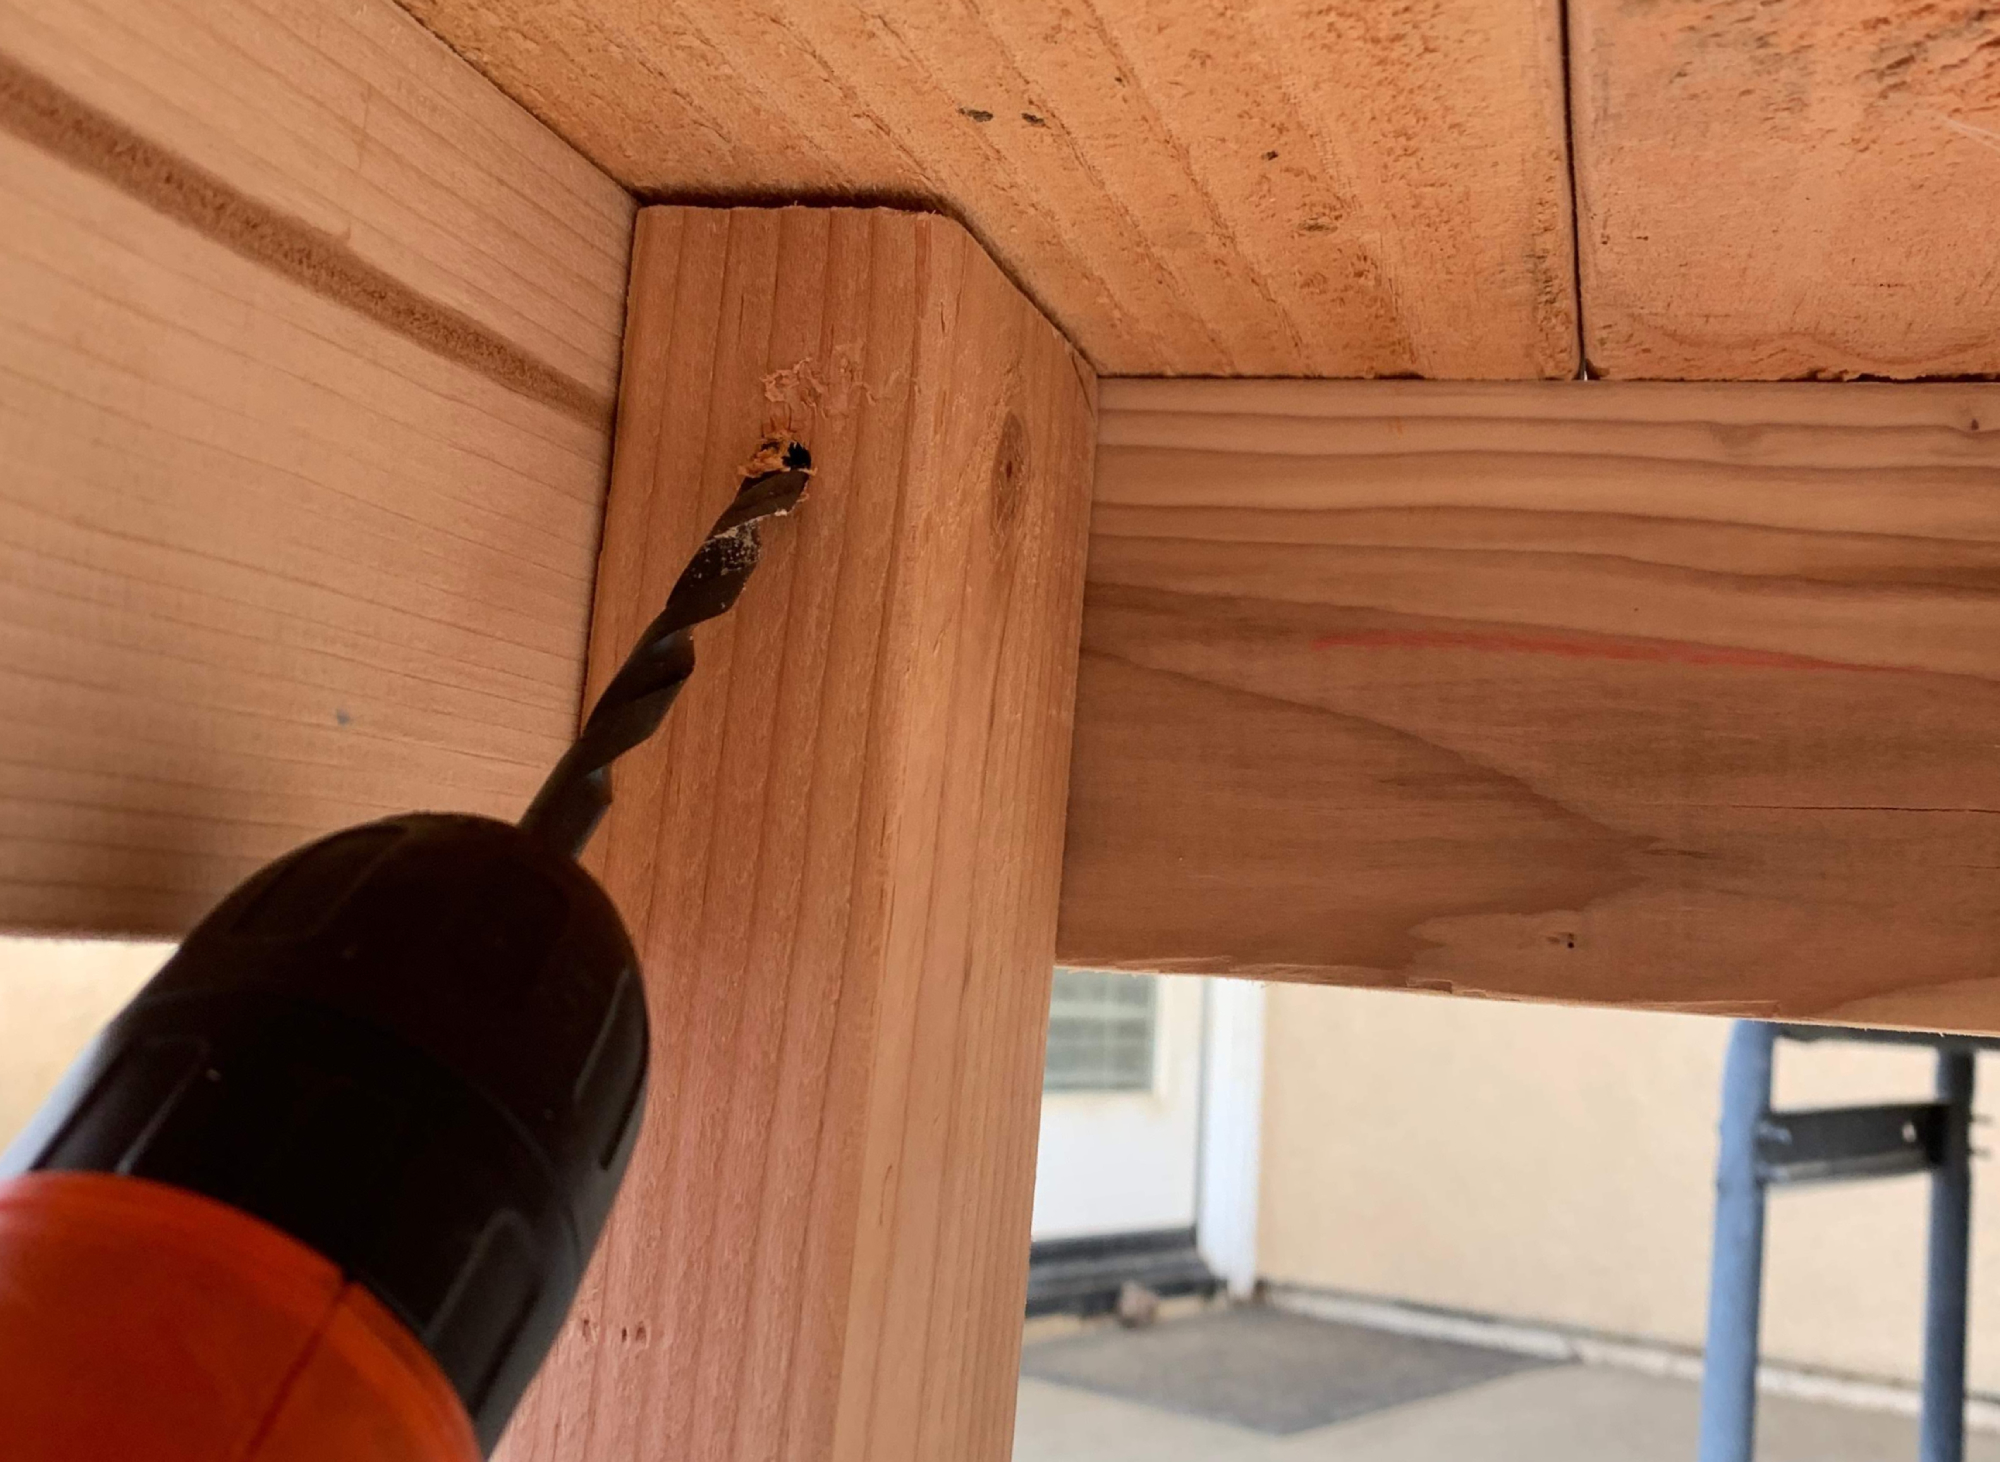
[{"left": 1030, "top": 969, "right": 1205, "bottom": 1239}]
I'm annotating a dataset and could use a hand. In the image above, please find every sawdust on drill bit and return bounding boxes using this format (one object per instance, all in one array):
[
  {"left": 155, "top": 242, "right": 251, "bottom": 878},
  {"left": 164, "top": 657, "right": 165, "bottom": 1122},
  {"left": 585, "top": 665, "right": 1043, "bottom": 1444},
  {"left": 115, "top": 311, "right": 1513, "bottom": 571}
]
[
  {"left": 736, "top": 438, "right": 813, "bottom": 519},
  {"left": 741, "top": 438, "right": 797, "bottom": 477}
]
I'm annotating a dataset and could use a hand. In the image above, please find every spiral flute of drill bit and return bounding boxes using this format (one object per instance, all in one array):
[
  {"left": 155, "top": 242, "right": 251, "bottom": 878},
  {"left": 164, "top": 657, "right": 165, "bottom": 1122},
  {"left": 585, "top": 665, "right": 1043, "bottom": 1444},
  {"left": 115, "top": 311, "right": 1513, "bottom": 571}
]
[{"left": 520, "top": 440, "right": 812, "bottom": 858}]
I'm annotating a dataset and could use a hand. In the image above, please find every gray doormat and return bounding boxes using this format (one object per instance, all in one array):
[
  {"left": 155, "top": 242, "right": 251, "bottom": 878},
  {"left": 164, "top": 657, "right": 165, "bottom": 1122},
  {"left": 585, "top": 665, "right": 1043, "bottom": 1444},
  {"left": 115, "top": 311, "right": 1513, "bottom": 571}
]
[{"left": 1020, "top": 1305, "right": 1558, "bottom": 1435}]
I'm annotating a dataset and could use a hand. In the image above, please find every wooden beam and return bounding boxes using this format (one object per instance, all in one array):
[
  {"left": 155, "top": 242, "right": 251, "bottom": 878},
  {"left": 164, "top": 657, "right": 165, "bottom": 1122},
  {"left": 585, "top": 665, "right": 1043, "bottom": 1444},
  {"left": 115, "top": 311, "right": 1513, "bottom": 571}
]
[
  {"left": 501, "top": 207, "right": 1094, "bottom": 1462},
  {"left": 1059, "top": 379, "right": 2000, "bottom": 1032},
  {"left": 398, "top": 0, "right": 1578, "bottom": 379},
  {"left": 1571, "top": 0, "right": 2000, "bottom": 379},
  {"left": 2, "top": 0, "right": 632, "bottom": 398},
  {"left": 0, "top": 0, "right": 633, "bottom": 934}
]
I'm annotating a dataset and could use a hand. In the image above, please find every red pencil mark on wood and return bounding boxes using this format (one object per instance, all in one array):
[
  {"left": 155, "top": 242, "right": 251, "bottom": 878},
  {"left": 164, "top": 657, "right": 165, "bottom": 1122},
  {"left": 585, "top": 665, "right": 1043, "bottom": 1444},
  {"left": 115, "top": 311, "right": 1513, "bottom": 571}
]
[{"left": 1310, "top": 626, "right": 1909, "bottom": 674}]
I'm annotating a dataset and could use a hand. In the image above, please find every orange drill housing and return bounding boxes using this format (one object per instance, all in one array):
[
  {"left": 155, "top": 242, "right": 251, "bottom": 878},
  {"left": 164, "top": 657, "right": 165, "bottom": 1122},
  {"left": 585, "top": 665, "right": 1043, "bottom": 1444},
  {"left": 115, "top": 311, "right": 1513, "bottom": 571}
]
[
  {"left": 1, "top": 814, "right": 650, "bottom": 1457},
  {"left": 0, "top": 1171, "right": 478, "bottom": 1461}
]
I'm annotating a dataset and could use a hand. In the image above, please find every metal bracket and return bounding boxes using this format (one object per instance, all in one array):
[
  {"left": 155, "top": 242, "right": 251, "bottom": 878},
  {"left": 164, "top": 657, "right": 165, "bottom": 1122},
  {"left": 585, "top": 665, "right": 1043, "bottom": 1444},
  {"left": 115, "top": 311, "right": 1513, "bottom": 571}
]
[{"left": 1755, "top": 1102, "right": 1946, "bottom": 1185}]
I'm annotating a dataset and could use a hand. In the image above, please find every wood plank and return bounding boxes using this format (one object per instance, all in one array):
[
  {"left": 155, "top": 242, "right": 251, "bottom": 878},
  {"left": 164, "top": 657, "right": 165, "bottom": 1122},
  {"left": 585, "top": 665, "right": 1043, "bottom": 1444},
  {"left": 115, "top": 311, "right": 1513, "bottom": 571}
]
[
  {"left": 1059, "top": 378, "right": 2000, "bottom": 1032},
  {"left": 501, "top": 206, "right": 1094, "bottom": 1462},
  {"left": 398, "top": 0, "right": 1578, "bottom": 379},
  {"left": 2, "top": 0, "right": 632, "bottom": 401},
  {"left": 0, "top": 0, "right": 634, "bottom": 934},
  {"left": 1571, "top": 0, "right": 2000, "bottom": 379}
]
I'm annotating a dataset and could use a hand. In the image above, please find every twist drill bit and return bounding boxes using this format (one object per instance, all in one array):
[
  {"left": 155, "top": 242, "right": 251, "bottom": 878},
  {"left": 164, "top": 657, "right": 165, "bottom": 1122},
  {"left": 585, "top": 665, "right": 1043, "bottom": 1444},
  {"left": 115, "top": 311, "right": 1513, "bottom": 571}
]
[{"left": 519, "top": 439, "right": 812, "bottom": 858}]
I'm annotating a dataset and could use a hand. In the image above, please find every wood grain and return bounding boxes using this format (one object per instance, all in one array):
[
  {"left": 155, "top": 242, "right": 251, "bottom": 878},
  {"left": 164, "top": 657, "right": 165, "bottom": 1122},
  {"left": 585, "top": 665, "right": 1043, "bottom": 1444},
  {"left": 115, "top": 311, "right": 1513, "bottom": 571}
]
[
  {"left": 1060, "top": 378, "right": 2000, "bottom": 1032},
  {"left": 1571, "top": 0, "right": 2000, "bottom": 379},
  {"left": 499, "top": 207, "right": 1094, "bottom": 1462},
  {"left": 0, "top": 0, "right": 634, "bottom": 934},
  {"left": 398, "top": 0, "right": 1578, "bottom": 379},
  {"left": 2, "top": 0, "right": 632, "bottom": 401}
]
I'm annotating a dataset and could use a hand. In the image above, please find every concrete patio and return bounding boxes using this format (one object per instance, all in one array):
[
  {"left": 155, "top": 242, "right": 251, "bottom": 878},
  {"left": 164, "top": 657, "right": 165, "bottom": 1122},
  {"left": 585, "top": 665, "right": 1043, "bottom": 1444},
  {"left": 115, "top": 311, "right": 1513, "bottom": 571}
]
[{"left": 1014, "top": 1309, "right": 2000, "bottom": 1462}]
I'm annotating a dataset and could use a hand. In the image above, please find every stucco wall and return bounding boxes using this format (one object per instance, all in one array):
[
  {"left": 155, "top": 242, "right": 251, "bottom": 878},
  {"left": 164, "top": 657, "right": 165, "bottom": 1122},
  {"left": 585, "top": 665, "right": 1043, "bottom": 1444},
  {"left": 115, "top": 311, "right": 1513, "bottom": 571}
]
[
  {"left": 1259, "top": 983, "right": 2000, "bottom": 1390},
  {"left": 11, "top": 938, "right": 1999, "bottom": 1393},
  {"left": 0, "top": 937, "right": 167, "bottom": 1150}
]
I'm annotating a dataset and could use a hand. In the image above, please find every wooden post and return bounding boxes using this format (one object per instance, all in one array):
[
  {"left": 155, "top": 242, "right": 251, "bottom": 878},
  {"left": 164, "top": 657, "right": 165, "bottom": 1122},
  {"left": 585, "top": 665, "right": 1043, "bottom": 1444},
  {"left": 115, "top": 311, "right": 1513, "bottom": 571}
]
[{"left": 500, "top": 207, "right": 1095, "bottom": 1462}]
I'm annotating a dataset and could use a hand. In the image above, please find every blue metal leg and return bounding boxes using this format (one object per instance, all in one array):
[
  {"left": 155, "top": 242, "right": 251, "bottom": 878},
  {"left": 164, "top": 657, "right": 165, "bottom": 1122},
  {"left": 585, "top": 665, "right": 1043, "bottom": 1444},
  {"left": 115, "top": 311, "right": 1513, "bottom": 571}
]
[
  {"left": 1699, "top": 1021, "right": 1778, "bottom": 1462},
  {"left": 1919, "top": 1049, "right": 1975, "bottom": 1462}
]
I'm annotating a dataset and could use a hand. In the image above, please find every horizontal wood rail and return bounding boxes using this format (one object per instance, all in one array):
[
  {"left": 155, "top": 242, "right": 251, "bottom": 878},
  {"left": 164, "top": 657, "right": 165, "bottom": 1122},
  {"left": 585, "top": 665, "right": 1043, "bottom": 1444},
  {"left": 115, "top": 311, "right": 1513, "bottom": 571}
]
[
  {"left": 1058, "top": 378, "right": 2000, "bottom": 1032},
  {"left": 0, "top": 0, "right": 633, "bottom": 934}
]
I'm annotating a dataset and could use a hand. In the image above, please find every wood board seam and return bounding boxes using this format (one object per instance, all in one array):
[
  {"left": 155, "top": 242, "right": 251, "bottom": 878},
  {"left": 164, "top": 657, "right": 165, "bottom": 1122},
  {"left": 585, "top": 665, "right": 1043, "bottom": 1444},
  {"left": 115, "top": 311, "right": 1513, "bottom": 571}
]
[
  {"left": 1555, "top": 0, "right": 1587, "bottom": 377},
  {"left": 0, "top": 45, "right": 618, "bottom": 428}
]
